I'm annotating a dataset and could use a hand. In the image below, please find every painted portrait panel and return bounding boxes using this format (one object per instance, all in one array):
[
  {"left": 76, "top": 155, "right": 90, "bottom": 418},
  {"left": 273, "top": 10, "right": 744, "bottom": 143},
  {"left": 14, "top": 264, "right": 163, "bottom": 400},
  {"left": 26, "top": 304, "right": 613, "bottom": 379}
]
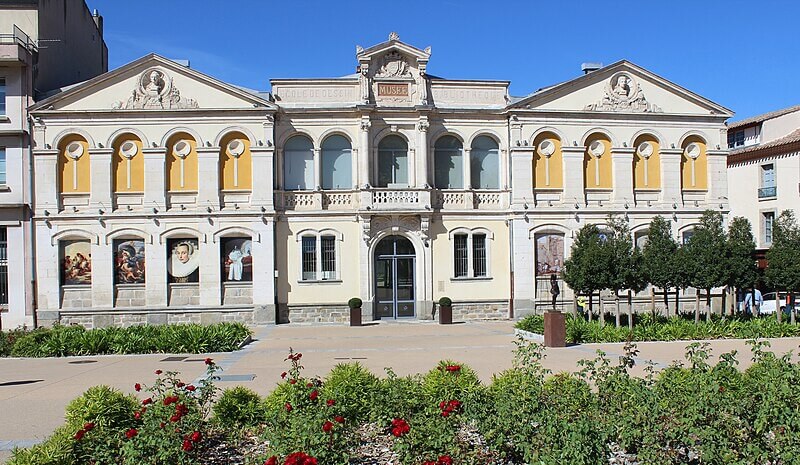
[
  {"left": 61, "top": 240, "right": 92, "bottom": 285},
  {"left": 167, "top": 238, "right": 199, "bottom": 283},
  {"left": 221, "top": 237, "right": 253, "bottom": 282},
  {"left": 114, "top": 239, "right": 145, "bottom": 284},
  {"left": 535, "top": 234, "right": 564, "bottom": 275}
]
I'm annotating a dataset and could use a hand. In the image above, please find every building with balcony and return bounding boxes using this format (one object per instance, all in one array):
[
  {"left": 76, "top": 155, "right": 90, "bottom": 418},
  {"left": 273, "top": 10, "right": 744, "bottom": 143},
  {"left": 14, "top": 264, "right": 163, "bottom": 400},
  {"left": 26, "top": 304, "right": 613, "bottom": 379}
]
[
  {"left": 727, "top": 105, "right": 800, "bottom": 258},
  {"left": 28, "top": 33, "right": 732, "bottom": 327},
  {"left": 0, "top": 0, "right": 107, "bottom": 329}
]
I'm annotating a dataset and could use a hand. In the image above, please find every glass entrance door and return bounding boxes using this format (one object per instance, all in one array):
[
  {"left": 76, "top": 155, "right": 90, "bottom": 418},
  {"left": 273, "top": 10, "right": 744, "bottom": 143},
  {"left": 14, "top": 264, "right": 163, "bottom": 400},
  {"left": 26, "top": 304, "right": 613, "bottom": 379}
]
[{"left": 375, "top": 236, "right": 415, "bottom": 318}]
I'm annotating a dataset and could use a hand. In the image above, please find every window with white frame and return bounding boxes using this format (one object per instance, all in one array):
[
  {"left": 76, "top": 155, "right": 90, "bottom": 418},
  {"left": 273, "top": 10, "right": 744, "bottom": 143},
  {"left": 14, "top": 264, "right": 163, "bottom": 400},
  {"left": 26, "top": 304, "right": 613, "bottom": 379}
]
[
  {"left": 727, "top": 130, "right": 744, "bottom": 149},
  {"left": 470, "top": 136, "right": 499, "bottom": 189},
  {"left": 434, "top": 135, "right": 463, "bottom": 189},
  {"left": 0, "top": 147, "right": 5, "bottom": 185},
  {"left": 377, "top": 135, "right": 408, "bottom": 187},
  {"left": 321, "top": 135, "right": 352, "bottom": 190},
  {"left": 452, "top": 229, "right": 490, "bottom": 278},
  {"left": 0, "top": 78, "right": 5, "bottom": 116},
  {"left": 763, "top": 211, "right": 775, "bottom": 246},
  {"left": 299, "top": 231, "right": 339, "bottom": 281},
  {"left": 284, "top": 135, "right": 314, "bottom": 190}
]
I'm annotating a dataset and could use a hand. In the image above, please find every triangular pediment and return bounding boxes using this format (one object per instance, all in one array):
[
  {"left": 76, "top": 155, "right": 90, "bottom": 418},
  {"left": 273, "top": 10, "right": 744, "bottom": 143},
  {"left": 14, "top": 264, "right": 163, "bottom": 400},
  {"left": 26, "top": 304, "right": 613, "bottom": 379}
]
[
  {"left": 509, "top": 61, "right": 732, "bottom": 117},
  {"left": 357, "top": 32, "right": 431, "bottom": 63},
  {"left": 32, "top": 54, "right": 274, "bottom": 112}
]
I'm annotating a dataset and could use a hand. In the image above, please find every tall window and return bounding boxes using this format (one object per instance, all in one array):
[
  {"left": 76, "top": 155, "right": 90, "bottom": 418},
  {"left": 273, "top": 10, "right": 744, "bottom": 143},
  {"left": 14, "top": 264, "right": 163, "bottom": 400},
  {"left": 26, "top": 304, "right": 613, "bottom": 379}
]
[
  {"left": 0, "top": 148, "right": 6, "bottom": 185},
  {"left": 0, "top": 78, "right": 6, "bottom": 116},
  {"left": 377, "top": 135, "right": 408, "bottom": 187},
  {"left": 284, "top": 136, "right": 314, "bottom": 190},
  {"left": 470, "top": 136, "right": 499, "bottom": 189},
  {"left": 759, "top": 163, "right": 776, "bottom": 199},
  {"left": 763, "top": 212, "right": 775, "bottom": 246},
  {"left": 434, "top": 136, "right": 463, "bottom": 189},
  {"left": 300, "top": 233, "right": 339, "bottom": 281},
  {"left": 321, "top": 135, "right": 352, "bottom": 190},
  {"left": 0, "top": 227, "right": 7, "bottom": 305},
  {"left": 452, "top": 231, "right": 489, "bottom": 278}
]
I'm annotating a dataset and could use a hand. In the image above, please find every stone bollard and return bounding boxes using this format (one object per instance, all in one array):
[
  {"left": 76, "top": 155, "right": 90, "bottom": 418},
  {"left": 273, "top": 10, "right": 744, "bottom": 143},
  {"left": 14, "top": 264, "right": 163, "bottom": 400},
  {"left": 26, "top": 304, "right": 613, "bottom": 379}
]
[{"left": 544, "top": 310, "right": 566, "bottom": 347}]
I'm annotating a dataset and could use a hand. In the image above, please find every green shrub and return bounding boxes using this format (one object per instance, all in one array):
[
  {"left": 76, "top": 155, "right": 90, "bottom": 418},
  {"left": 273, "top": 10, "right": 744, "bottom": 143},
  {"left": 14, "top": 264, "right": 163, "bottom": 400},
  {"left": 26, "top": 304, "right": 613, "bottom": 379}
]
[
  {"left": 347, "top": 297, "right": 362, "bottom": 309},
  {"left": 370, "top": 368, "right": 427, "bottom": 424},
  {"left": 438, "top": 296, "right": 452, "bottom": 306},
  {"left": 7, "top": 425, "right": 75, "bottom": 465},
  {"left": 320, "top": 362, "right": 379, "bottom": 423},
  {"left": 213, "top": 386, "right": 265, "bottom": 428},
  {"left": 65, "top": 386, "right": 139, "bottom": 430}
]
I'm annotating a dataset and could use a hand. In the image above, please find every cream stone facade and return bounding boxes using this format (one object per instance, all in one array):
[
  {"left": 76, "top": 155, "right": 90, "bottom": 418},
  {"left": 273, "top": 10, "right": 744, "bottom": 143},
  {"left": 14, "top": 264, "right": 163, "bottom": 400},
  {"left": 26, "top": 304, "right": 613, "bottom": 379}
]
[{"left": 29, "top": 34, "right": 732, "bottom": 327}]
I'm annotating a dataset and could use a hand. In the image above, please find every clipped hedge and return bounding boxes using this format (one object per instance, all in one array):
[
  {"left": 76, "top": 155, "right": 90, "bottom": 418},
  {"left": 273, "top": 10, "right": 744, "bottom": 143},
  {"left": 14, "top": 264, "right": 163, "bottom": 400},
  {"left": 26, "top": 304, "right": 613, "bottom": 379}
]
[
  {"left": 4, "top": 322, "right": 251, "bottom": 357},
  {"left": 516, "top": 313, "right": 800, "bottom": 343}
]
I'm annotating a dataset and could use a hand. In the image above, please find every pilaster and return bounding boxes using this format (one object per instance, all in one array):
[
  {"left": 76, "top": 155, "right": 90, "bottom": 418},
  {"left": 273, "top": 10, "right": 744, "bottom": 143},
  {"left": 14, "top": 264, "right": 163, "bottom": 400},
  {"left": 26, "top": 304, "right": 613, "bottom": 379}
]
[
  {"left": 199, "top": 229, "right": 220, "bottom": 306},
  {"left": 706, "top": 149, "right": 728, "bottom": 208},
  {"left": 510, "top": 147, "right": 533, "bottom": 207},
  {"left": 91, "top": 240, "right": 113, "bottom": 308},
  {"left": 196, "top": 147, "right": 220, "bottom": 208},
  {"left": 146, "top": 239, "right": 167, "bottom": 306},
  {"left": 416, "top": 118, "right": 429, "bottom": 187},
  {"left": 89, "top": 148, "right": 113, "bottom": 210},
  {"left": 359, "top": 118, "right": 371, "bottom": 187},
  {"left": 143, "top": 148, "right": 166, "bottom": 210},
  {"left": 251, "top": 147, "right": 274, "bottom": 209},
  {"left": 34, "top": 150, "right": 58, "bottom": 213},
  {"left": 611, "top": 148, "right": 634, "bottom": 206},
  {"left": 463, "top": 148, "right": 472, "bottom": 190},
  {"left": 562, "top": 146, "right": 586, "bottom": 205},
  {"left": 660, "top": 148, "right": 682, "bottom": 206}
]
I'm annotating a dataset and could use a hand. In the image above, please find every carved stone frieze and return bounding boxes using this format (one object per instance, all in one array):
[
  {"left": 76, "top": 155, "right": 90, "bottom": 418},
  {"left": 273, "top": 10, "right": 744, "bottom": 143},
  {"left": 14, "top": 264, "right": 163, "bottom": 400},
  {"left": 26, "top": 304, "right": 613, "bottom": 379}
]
[
  {"left": 112, "top": 68, "right": 199, "bottom": 110},
  {"left": 375, "top": 51, "right": 411, "bottom": 78},
  {"left": 584, "top": 72, "right": 662, "bottom": 113},
  {"left": 362, "top": 214, "right": 430, "bottom": 245}
]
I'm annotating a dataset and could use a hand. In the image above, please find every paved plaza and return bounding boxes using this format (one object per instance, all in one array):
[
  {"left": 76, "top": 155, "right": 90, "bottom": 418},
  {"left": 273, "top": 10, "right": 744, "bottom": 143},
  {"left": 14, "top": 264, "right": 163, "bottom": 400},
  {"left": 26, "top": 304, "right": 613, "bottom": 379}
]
[{"left": 1, "top": 320, "right": 799, "bottom": 462}]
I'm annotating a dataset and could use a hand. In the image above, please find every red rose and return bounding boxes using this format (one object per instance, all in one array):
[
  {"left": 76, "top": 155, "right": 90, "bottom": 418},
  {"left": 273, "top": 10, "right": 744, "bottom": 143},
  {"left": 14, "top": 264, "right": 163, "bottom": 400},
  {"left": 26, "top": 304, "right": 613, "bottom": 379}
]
[
  {"left": 142, "top": 397, "right": 152, "bottom": 405},
  {"left": 322, "top": 420, "right": 333, "bottom": 433},
  {"left": 306, "top": 382, "right": 313, "bottom": 388},
  {"left": 190, "top": 431, "right": 202, "bottom": 442},
  {"left": 170, "top": 414, "right": 180, "bottom": 422},
  {"left": 204, "top": 358, "right": 213, "bottom": 366},
  {"left": 326, "top": 399, "right": 335, "bottom": 406},
  {"left": 289, "top": 379, "right": 297, "bottom": 385},
  {"left": 155, "top": 370, "right": 162, "bottom": 375},
  {"left": 334, "top": 415, "right": 345, "bottom": 423},
  {"left": 74, "top": 429, "right": 85, "bottom": 441},
  {"left": 445, "top": 365, "right": 461, "bottom": 372},
  {"left": 264, "top": 457, "right": 278, "bottom": 465},
  {"left": 159, "top": 422, "right": 165, "bottom": 429},
  {"left": 177, "top": 382, "right": 185, "bottom": 388},
  {"left": 309, "top": 390, "right": 319, "bottom": 401},
  {"left": 285, "top": 402, "right": 293, "bottom": 412},
  {"left": 134, "top": 383, "right": 141, "bottom": 392},
  {"left": 182, "top": 439, "right": 193, "bottom": 452},
  {"left": 438, "top": 456, "right": 453, "bottom": 465},
  {"left": 83, "top": 422, "right": 95, "bottom": 431},
  {"left": 186, "top": 385, "right": 196, "bottom": 392},
  {"left": 441, "top": 411, "right": 449, "bottom": 417},
  {"left": 281, "top": 372, "right": 287, "bottom": 379},
  {"left": 125, "top": 428, "right": 138, "bottom": 439},
  {"left": 134, "top": 411, "right": 141, "bottom": 420}
]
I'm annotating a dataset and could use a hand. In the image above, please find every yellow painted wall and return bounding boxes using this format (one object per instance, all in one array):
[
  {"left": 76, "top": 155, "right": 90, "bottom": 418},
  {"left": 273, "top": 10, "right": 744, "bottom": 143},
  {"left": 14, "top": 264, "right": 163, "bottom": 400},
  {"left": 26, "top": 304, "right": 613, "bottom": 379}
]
[
  {"left": 533, "top": 132, "right": 563, "bottom": 189},
  {"left": 166, "top": 133, "right": 198, "bottom": 191},
  {"left": 58, "top": 135, "right": 91, "bottom": 193},
  {"left": 632, "top": 135, "right": 661, "bottom": 190},
  {"left": 431, "top": 219, "right": 510, "bottom": 301},
  {"left": 219, "top": 133, "right": 252, "bottom": 191},
  {"left": 583, "top": 135, "right": 613, "bottom": 189},
  {"left": 112, "top": 135, "right": 144, "bottom": 192},
  {"left": 681, "top": 137, "right": 708, "bottom": 190}
]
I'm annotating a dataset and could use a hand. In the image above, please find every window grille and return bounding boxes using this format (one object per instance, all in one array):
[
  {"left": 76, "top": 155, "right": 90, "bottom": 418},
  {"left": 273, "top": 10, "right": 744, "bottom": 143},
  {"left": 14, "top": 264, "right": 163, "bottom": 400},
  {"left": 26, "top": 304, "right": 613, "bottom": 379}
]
[
  {"left": 301, "top": 236, "right": 316, "bottom": 280},
  {"left": 472, "top": 234, "right": 487, "bottom": 277},
  {"left": 321, "top": 235, "right": 336, "bottom": 279},
  {"left": 454, "top": 234, "right": 468, "bottom": 278}
]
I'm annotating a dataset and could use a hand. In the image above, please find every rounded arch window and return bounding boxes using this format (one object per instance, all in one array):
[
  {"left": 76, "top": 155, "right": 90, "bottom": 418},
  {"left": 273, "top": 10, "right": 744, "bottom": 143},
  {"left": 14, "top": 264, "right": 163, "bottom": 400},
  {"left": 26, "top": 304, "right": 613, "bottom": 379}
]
[
  {"left": 284, "top": 135, "right": 314, "bottom": 190},
  {"left": 321, "top": 135, "right": 352, "bottom": 190},
  {"left": 377, "top": 135, "right": 408, "bottom": 187},
  {"left": 434, "top": 135, "right": 463, "bottom": 189},
  {"left": 376, "top": 235, "right": 415, "bottom": 256},
  {"left": 470, "top": 136, "right": 499, "bottom": 189}
]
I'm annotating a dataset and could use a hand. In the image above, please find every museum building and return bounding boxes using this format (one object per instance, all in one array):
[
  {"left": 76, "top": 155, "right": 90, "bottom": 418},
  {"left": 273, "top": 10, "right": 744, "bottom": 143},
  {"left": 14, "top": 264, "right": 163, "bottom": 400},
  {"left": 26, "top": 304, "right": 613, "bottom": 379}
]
[{"left": 28, "top": 33, "right": 732, "bottom": 328}]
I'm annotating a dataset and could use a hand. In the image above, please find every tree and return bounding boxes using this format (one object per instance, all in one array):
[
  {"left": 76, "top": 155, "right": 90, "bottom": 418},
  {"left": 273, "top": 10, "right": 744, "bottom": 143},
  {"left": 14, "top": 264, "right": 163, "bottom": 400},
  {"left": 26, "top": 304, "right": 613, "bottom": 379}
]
[
  {"left": 641, "top": 216, "right": 679, "bottom": 316},
  {"left": 563, "top": 224, "right": 607, "bottom": 320},
  {"left": 602, "top": 215, "right": 636, "bottom": 327},
  {"left": 765, "top": 210, "right": 800, "bottom": 323},
  {"left": 726, "top": 216, "right": 758, "bottom": 316},
  {"left": 683, "top": 210, "right": 729, "bottom": 323}
]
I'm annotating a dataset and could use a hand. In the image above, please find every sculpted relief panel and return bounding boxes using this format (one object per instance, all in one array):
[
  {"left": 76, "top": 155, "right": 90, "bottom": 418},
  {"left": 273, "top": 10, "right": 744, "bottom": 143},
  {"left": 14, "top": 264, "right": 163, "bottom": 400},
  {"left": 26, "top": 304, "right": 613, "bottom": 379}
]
[
  {"left": 112, "top": 68, "right": 199, "bottom": 110},
  {"left": 584, "top": 72, "right": 662, "bottom": 113}
]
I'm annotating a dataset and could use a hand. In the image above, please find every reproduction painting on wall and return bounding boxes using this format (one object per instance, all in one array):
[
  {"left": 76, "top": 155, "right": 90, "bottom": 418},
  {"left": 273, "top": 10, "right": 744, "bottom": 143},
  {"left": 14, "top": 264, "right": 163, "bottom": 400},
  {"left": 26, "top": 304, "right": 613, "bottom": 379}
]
[
  {"left": 535, "top": 234, "right": 564, "bottom": 275},
  {"left": 114, "top": 239, "right": 145, "bottom": 284},
  {"left": 167, "top": 238, "right": 199, "bottom": 283},
  {"left": 61, "top": 240, "right": 92, "bottom": 285},
  {"left": 221, "top": 237, "right": 253, "bottom": 282}
]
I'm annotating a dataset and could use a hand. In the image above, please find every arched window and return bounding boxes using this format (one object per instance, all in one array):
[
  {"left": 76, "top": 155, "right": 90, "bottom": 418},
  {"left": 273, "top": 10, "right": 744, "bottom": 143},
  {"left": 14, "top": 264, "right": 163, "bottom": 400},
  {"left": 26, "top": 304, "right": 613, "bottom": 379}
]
[
  {"left": 284, "top": 135, "right": 314, "bottom": 191},
  {"left": 681, "top": 136, "right": 708, "bottom": 190},
  {"left": 583, "top": 134, "right": 612, "bottom": 189},
  {"left": 533, "top": 132, "right": 562, "bottom": 189},
  {"left": 377, "top": 135, "right": 408, "bottom": 187},
  {"left": 58, "top": 135, "right": 91, "bottom": 193},
  {"left": 321, "top": 135, "right": 352, "bottom": 190},
  {"left": 112, "top": 135, "right": 144, "bottom": 193},
  {"left": 166, "top": 134, "right": 198, "bottom": 191},
  {"left": 434, "top": 135, "right": 463, "bottom": 189},
  {"left": 471, "top": 136, "right": 499, "bottom": 189},
  {"left": 219, "top": 133, "right": 252, "bottom": 191},
  {"left": 633, "top": 135, "right": 660, "bottom": 190}
]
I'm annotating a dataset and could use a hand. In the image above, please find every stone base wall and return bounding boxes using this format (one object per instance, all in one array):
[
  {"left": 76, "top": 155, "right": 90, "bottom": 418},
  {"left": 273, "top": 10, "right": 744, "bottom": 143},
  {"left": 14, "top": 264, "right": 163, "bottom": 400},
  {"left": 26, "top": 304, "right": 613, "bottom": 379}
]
[
  {"left": 114, "top": 285, "right": 146, "bottom": 308},
  {"left": 279, "top": 304, "right": 352, "bottom": 324},
  {"left": 61, "top": 286, "right": 92, "bottom": 309},
  {"left": 168, "top": 284, "right": 200, "bottom": 306},
  {"left": 222, "top": 283, "right": 253, "bottom": 305},
  {"left": 451, "top": 301, "right": 509, "bottom": 320},
  {"left": 59, "top": 309, "right": 255, "bottom": 329}
]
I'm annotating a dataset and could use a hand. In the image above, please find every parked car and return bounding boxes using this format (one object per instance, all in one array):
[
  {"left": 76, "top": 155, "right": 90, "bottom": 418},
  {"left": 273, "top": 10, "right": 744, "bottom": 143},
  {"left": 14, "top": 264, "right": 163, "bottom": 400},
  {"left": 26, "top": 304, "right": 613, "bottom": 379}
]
[{"left": 760, "top": 292, "right": 798, "bottom": 315}]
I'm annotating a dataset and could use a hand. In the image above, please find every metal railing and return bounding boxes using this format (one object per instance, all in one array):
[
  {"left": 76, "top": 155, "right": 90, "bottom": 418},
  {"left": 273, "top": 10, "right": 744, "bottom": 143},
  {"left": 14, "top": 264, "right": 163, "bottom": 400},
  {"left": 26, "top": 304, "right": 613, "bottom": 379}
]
[
  {"left": 758, "top": 186, "right": 777, "bottom": 199},
  {"left": 0, "top": 25, "right": 37, "bottom": 52}
]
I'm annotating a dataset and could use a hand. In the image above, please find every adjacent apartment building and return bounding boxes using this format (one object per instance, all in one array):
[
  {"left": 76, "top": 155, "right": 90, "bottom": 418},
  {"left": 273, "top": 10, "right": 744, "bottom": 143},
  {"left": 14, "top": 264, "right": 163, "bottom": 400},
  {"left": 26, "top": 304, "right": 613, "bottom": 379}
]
[
  {"left": 727, "top": 105, "right": 800, "bottom": 262},
  {"left": 28, "top": 33, "right": 732, "bottom": 328},
  {"left": 0, "top": 0, "right": 107, "bottom": 329}
]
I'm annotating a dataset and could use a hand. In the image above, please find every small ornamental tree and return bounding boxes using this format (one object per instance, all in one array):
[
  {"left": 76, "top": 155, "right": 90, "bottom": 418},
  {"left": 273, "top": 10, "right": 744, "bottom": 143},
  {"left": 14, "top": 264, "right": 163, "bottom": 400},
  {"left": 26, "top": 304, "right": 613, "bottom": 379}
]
[
  {"left": 641, "top": 216, "right": 679, "bottom": 316},
  {"left": 563, "top": 224, "right": 607, "bottom": 319},
  {"left": 683, "top": 210, "right": 729, "bottom": 323},
  {"left": 601, "top": 215, "right": 636, "bottom": 327},
  {"left": 765, "top": 210, "right": 800, "bottom": 323},
  {"left": 727, "top": 216, "right": 758, "bottom": 316}
]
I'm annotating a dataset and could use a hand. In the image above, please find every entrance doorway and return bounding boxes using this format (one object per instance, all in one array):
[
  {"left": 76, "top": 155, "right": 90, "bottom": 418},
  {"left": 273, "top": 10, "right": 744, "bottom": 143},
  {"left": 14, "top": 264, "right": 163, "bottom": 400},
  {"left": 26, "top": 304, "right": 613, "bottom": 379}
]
[{"left": 374, "top": 235, "right": 415, "bottom": 318}]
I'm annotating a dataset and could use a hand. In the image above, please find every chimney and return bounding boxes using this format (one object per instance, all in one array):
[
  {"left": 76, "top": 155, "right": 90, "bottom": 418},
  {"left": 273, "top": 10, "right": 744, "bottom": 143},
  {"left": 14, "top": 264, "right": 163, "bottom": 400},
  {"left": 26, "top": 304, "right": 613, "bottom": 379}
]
[
  {"left": 581, "top": 62, "right": 603, "bottom": 74},
  {"left": 92, "top": 9, "right": 103, "bottom": 37}
]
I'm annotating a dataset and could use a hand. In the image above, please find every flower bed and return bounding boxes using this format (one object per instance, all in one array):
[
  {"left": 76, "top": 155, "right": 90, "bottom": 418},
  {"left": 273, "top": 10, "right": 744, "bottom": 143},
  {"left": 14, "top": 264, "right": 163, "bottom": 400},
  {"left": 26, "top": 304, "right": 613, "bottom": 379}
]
[
  {"left": 0, "top": 322, "right": 251, "bottom": 357},
  {"left": 9, "top": 339, "right": 800, "bottom": 464},
  {"left": 516, "top": 313, "right": 800, "bottom": 344}
]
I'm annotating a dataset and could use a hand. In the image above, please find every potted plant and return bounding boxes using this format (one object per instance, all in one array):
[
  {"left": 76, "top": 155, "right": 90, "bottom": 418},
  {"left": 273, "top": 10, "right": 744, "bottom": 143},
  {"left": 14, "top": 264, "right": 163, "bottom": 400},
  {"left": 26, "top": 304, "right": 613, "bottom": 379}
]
[
  {"left": 438, "top": 297, "right": 453, "bottom": 325},
  {"left": 348, "top": 297, "right": 362, "bottom": 327}
]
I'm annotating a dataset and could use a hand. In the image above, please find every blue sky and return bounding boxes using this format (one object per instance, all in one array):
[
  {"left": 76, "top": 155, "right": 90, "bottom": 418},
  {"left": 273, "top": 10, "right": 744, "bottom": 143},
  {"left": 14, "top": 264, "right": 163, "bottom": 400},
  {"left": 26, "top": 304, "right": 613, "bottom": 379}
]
[{"left": 88, "top": 0, "right": 798, "bottom": 121}]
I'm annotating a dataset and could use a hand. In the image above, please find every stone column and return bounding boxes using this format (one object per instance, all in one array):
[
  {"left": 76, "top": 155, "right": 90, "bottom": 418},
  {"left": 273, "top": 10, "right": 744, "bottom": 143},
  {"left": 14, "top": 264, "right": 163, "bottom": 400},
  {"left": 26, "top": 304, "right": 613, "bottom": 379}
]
[
  {"left": 313, "top": 148, "right": 322, "bottom": 190},
  {"left": 89, "top": 148, "right": 113, "bottom": 210},
  {"left": 251, "top": 218, "right": 276, "bottom": 324},
  {"left": 500, "top": 148, "right": 509, "bottom": 189},
  {"left": 359, "top": 119, "right": 371, "bottom": 187},
  {"left": 407, "top": 148, "right": 416, "bottom": 187},
  {"left": 143, "top": 148, "right": 166, "bottom": 211},
  {"left": 611, "top": 147, "right": 634, "bottom": 206},
  {"left": 660, "top": 148, "right": 683, "bottom": 206},
  {"left": 196, "top": 147, "right": 220, "bottom": 209},
  {"left": 251, "top": 147, "right": 274, "bottom": 210},
  {"left": 274, "top": 148, "right": 283, "bottom": 191},
  {"left": 416, "top": 118, "right": 429, "bottom": 187},
  {"left": 350, "top": 148, "right": 359, "bottom": 189},
  {"left": 562, "top": 146, "right": 586, "bottom": 206},
  {"left": 463, "top": 148, "right": 472, "bottom": 190},
  {"left": 510, "top": 146, "right": 533, "bottom": 208}
]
